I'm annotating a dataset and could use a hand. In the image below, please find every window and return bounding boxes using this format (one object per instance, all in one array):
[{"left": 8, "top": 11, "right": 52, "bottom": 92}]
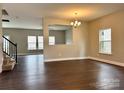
[
  {"left": 28, "top": 36, "right": 55, "bottom": 50},
  {"left": 99, "top": 28, "right": 112, "bottom": 54},
  {"left": 28, "top": 36, "right": 36, "bottom": 50},
  {"left": 38, "top": 36, "right": 43, "bottom": 49},
  {"left": 3, "top": 35, "right": 10, "bottom": 53},
  {"left": 49, "top": 36, "right": 55, "bottom": 45}
]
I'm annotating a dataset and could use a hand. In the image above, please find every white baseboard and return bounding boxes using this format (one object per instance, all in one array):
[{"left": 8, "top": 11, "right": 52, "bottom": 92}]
[
  {"left": 18, "top": 53, "right": 42, "bottom": 56},
  {"left": 17, "top": 53, "right": 124, "bottom": 67},
  {"left": 45, "top": 56, "right": 124, "bottom": 67},
  {"left": 88, "top": 56, "right": 124, "bottom": 67},
  {"left": 17, "top": 53, "right": 28, "bottom": 56},
  {"left": 45, "top": 57, "right": 88, "bottom": 62}
]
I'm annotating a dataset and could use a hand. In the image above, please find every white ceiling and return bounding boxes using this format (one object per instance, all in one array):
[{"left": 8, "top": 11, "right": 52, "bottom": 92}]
[{"left": 2, "top": 3, "right": 124, "bottom": 29}]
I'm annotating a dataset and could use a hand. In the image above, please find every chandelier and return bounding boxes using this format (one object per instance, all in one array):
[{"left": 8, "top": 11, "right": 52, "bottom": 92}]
[{"left": 70, "top": 12, "right": 81, "bottom": 28}]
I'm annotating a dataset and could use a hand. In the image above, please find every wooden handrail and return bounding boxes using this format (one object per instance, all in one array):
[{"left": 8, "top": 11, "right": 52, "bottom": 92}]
[{"left": 2, "top": 36, "right": 17, "bottom": 46}]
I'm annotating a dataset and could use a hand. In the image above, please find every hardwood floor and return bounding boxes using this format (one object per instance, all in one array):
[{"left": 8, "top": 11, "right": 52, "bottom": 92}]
[{"left": 0, "top": 55, "right": 124, "bottom": 90}]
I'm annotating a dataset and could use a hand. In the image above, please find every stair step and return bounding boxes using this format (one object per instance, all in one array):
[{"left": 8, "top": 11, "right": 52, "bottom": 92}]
[
  {"left": 3, "top": 60, "right": 9, "bottom": 65},
  {"left": 2, "top": 54, "right": 16, "bottom": 71},
  {"left": 3, "top": 57, "right": 11, "bottom": 65},
  {"left": 2, "top": 53, "right": 16, "bottom": 71},
  {"left": 3, "top": 54, "right": 9, "bottom": 58},
  {"left": 2, "top": 61, "right": 16, "bottom": 71}
]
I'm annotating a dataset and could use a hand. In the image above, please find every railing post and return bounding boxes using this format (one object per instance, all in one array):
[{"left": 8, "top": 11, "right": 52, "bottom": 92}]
[{"left": 15, "top": 43, "right": 17, "bottom": 64}]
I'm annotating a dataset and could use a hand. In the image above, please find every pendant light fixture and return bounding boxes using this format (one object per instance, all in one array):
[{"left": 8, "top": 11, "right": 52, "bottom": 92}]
[{"left": 70, "top": 12, "right": 81, "bottom": 28}]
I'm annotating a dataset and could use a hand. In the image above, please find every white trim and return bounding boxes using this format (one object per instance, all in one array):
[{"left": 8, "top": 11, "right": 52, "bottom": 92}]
[
  {"left": 45, "top": 57, "right": 88, "bottom": 62},
  {"left": 45, "top": 56, "right": 124, "bottom": 67},
  {"left": 17, "top": 53, "right": 28, "bottom": 55},
  {"left": 17, "top": 53, "right": 124, "bottom": 67},
  {"left": 17, "top": 53, "right": 42, "bottom": 56},
  {"left": 99, "top": 52, "right": 112, "bottom": 55},
  {"left": 0, "top": 57, "right": 3, "bottom": 73},
  {"left": 88, "top": 56, "right": 124, "bottom": 67},
  {"left": 0, "top": 63, "right": 3, "bottom": 73},
  {"left": 0, "top": 69, "right": 2, "bottom": 73},
  {"left": 0, "top": 63, "right": 2, "bottom": 73}
]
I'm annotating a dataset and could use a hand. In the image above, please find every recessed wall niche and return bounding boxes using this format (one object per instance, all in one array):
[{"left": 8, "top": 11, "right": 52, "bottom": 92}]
[{"left": 48, "top": 24, "right": 73, "bottom": 45}]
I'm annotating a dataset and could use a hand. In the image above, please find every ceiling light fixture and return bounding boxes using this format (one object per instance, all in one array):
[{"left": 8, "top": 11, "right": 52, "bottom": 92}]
[{"left": 70, "top": 12, "right": 81, "bottom": 28}]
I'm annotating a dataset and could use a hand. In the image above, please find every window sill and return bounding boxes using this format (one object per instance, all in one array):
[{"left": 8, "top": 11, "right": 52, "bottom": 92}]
[{"left": 99, "top": 52, "right": 112, "bottom": 55}]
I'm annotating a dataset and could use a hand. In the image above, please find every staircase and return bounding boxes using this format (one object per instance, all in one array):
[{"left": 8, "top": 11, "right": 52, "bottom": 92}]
[{"left": 2, "top": 36, "right": 17, "bottom": 71}]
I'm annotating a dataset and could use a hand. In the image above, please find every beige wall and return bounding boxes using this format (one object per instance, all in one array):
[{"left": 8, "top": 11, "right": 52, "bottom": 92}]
[
  {"left": 3, "top": 28, "right": 43, "bottom": 55},
  {"left": 0, "top": 4, "right": 3, "bottom": 73},
  {"left": 88, "top": 10, "right": 124, "bottom": 63},
  {"left": 3, "top": 28, "right": 68, "bottom": 55},
  {"left": 43, "top": 17, "right": 88, "bottom": 61}
]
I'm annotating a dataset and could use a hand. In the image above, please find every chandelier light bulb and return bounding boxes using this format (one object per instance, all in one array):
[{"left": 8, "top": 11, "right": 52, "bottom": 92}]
[
  {"left": 74, "top": 23, "right": 77, "bottom": 26},
  {"left": 78, "top": 21, "right": 81, "bottom": 26},
  {"left": 70, "top": 22, "right": 74, "bottom": 25},
  {"left": 75, "top": 20, "right": 78, "bottom": 24},
  {"left": 70, "top": 12, "right": 81, "bottom": 28}
]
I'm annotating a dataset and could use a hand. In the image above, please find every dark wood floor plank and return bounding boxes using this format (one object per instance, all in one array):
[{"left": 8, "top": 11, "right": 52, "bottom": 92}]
[{"left": 0, "top": 55, "right": 124, "bottom": 90}]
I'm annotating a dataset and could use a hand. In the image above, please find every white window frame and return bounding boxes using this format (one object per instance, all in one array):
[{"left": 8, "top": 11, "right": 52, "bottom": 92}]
[
  {"left": 49, "top": 36, "right": 55, "bottom": 45},
  {"left": 28, "top": 36, "right": 37, "bottom": 50},
  {"left": 99, "top": 28, "right": 112, "bottom": 55},
  {"left": 38, "top": 36, "right": 43, "bottom": 50}
]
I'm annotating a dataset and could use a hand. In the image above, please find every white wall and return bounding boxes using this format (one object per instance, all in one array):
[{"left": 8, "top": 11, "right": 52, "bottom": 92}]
[
  {"left": 0, "top": 4, "right": 3, "bottom": 73},
  {"left": 43, "top": 17, "right": 88, "bottom": 61}
]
